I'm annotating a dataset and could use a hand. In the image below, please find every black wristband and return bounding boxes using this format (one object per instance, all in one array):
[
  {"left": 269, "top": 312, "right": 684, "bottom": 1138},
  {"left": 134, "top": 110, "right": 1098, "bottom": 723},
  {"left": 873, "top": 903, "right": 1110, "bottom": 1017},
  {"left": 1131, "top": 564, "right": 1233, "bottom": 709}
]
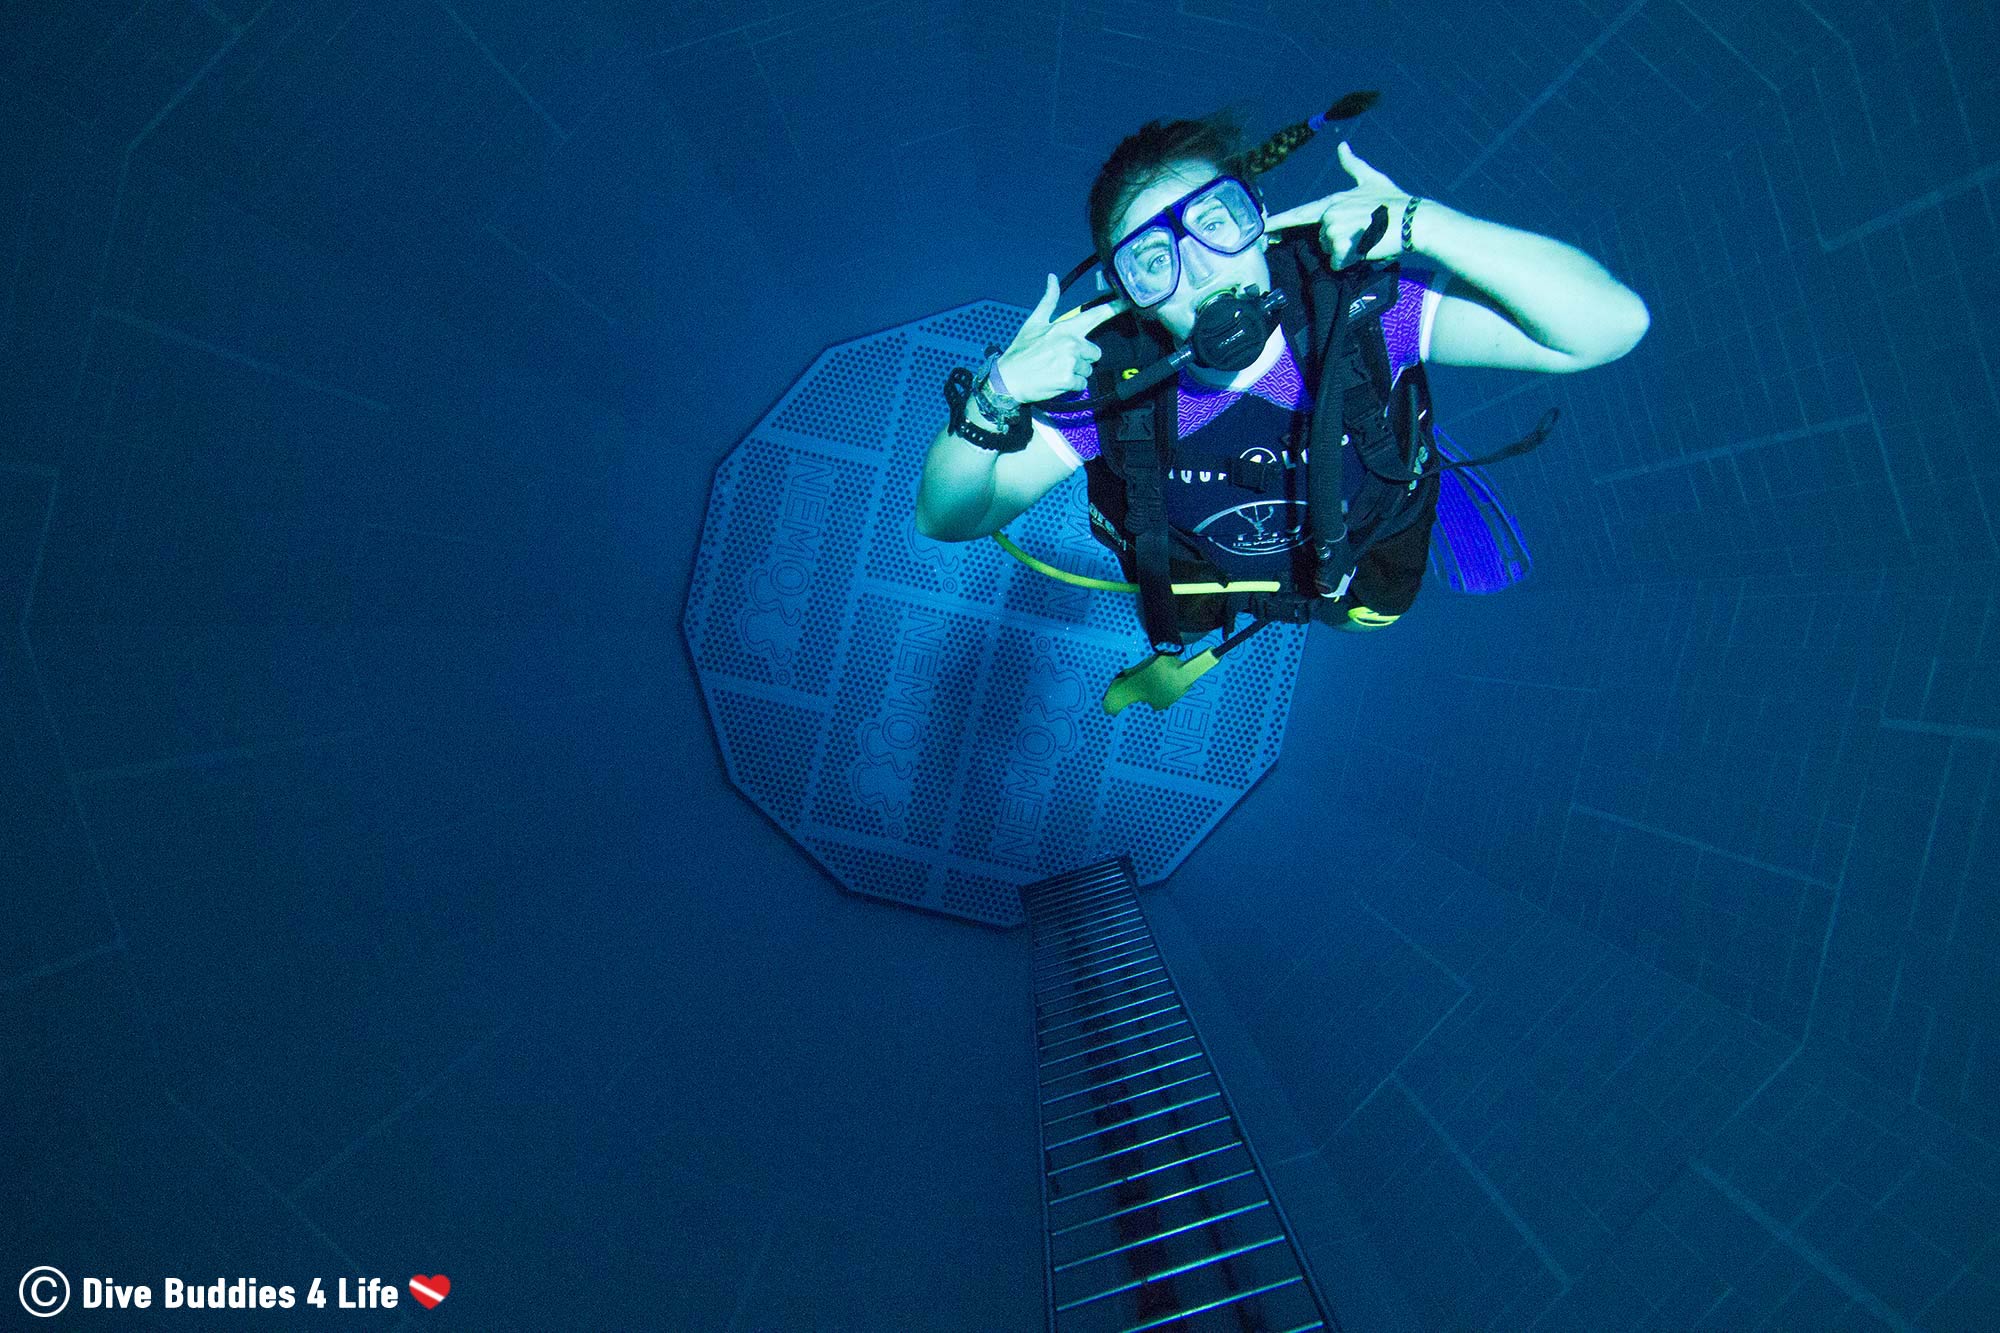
[
  {"left": 944, "top": 366, "right": 1031, "bottom": 453},
  {"left": 1401, "top": 196, "right": 1422, "bottom": 255}
]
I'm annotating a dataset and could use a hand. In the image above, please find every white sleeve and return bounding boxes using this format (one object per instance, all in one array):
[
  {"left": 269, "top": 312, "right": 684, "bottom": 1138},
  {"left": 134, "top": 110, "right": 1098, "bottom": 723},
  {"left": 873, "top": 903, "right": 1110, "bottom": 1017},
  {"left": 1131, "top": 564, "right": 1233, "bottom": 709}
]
[
  {"left": 1033, "top": 416, "right": 1086, "bottom": 471},
  {"left": 1419, "top": 278, "right": 1443, "bottom": 362}
]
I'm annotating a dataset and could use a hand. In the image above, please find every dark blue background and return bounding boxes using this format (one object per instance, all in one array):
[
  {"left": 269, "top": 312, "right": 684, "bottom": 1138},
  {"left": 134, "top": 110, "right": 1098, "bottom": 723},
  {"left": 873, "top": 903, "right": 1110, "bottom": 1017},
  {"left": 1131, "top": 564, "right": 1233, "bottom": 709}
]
[{"left": 4, "top": 1, "right": 1995, "bottom": 1328}]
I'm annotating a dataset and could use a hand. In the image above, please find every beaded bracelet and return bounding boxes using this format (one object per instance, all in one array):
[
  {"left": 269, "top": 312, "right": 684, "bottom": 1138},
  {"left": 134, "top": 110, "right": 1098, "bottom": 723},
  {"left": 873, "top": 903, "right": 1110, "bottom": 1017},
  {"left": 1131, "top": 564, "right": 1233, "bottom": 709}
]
[
  {"left": 944, "top": 366, "right": 1030, "bottom": 453},
  {"left": 1401, "top": 196, "right": 1423, "bottom": 256}
]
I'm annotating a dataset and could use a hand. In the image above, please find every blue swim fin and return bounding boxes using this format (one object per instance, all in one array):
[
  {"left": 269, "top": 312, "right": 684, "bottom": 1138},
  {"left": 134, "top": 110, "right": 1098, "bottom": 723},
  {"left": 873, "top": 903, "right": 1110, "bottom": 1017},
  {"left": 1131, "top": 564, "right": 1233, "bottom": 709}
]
[{"left": 1427, "top": 426, "right": 1534, "bottom": 594}]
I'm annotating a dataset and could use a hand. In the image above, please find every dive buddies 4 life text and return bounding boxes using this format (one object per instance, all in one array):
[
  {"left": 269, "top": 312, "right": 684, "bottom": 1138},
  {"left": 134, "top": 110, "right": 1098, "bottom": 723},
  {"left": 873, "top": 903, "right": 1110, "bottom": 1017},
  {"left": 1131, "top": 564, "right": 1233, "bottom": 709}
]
[{"left": 17, "top": 1269, "right": 451, "bottom": 1318}]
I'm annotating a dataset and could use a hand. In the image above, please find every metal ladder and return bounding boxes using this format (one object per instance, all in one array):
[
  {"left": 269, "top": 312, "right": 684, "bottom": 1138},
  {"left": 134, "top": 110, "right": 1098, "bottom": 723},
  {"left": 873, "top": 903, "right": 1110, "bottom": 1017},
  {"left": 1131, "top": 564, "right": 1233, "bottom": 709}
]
[{"left": 1025, "top": 857, "right": 1337, "bottom": 1333}]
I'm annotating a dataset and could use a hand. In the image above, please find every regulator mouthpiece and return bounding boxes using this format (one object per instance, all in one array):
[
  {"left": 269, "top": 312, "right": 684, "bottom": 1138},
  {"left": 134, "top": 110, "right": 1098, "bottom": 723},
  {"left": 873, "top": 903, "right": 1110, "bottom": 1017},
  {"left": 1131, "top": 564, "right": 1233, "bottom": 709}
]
[{"left": 1188, "top": 286, "right": 1288, "bottom": 372}]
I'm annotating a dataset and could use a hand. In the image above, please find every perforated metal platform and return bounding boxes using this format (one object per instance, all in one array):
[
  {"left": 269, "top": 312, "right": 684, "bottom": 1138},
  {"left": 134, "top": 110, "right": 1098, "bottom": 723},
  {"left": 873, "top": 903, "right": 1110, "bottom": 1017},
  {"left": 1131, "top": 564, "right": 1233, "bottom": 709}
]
[{"left": 683, "top": 301, "right": 1308, "bottom": 928}]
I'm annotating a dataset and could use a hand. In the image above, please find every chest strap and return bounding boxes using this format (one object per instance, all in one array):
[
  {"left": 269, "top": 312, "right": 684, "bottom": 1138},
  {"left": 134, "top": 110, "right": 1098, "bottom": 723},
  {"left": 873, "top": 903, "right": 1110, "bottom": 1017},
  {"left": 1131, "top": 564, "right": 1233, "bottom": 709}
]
[{"left": 1116, "top": 400, "right": 1187, "bottom": 654}]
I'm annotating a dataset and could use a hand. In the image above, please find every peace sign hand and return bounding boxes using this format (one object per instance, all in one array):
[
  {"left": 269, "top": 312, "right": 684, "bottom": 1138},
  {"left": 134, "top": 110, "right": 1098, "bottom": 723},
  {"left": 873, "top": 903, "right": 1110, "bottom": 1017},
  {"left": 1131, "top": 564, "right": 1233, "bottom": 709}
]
[
  {"left": 995, "top": 275, "right": 1131, "bottom": 404},
  {"left": 1264, "top": 142, "right": 1414, "bottom": 270}
]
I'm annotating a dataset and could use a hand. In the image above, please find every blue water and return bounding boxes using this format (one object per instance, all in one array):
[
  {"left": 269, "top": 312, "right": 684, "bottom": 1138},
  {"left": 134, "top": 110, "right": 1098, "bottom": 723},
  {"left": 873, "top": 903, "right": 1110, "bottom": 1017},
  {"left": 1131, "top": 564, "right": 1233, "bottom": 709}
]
[{"left": 3, "top": 2, "right": 1994, "bottom": 1329}]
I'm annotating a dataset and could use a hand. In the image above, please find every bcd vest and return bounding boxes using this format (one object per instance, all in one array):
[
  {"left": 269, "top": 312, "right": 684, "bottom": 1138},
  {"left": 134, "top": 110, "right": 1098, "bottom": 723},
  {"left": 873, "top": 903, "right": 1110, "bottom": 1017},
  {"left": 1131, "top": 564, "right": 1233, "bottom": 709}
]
[
  {"left": 1081, "top": 231, "right": 1557, "bottom": 652},
  {"left": 1080, "top": 232, "right": 1440, "bottom": 649}
]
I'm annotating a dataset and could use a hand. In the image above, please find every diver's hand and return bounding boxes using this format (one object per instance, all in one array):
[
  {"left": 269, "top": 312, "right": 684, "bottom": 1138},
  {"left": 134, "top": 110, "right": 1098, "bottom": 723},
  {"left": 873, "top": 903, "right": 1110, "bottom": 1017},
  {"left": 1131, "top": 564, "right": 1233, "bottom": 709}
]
[
  {"left": 1264, "top": 142, "right": 1413, "bottom": 269},
  {"left": 996, "top": 275, "right": 1129, "bottom": 403}
]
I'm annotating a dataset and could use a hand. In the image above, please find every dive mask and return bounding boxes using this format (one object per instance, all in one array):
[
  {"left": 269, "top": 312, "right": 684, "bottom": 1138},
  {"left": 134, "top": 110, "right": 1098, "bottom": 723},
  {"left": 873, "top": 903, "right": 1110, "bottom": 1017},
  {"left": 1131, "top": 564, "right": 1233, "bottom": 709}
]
[{"left": 1110, "top": 175, "right": 1266, "bottom": 309}]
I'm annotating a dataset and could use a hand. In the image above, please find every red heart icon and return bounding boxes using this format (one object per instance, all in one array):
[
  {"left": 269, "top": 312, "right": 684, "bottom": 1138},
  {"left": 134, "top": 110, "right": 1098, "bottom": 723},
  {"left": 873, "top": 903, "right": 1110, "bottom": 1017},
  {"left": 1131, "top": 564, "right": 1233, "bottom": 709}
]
[{"left": 408, "top": 1275, "right": 451, "bottom": 1309}]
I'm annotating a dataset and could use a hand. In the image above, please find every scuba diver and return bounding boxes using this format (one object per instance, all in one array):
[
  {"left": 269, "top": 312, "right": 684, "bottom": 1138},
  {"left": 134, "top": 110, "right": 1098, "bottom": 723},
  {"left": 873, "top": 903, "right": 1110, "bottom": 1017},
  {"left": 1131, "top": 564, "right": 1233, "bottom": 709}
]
[{"left": 914, "top": 104, "right": 1650, "bottom": 710}]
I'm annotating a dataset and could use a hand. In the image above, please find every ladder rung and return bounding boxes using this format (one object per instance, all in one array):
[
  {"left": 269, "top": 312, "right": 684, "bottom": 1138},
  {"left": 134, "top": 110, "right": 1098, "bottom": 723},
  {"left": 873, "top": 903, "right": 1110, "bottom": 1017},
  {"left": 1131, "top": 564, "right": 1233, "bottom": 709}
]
[
  {"left": 1040, "top": 998, "right": 1184, "bottom": 1047},
  {"left": 1034, "top": 918, "right": 1145, "bottom": 955},
  {"left": 1036, "top": 958, "right": 1161, "bottom": 1002},
  {"left": 1049, "top": 1169, "right": 1257, "bottom": 1237},
  {"left": 1037, "top": 1014, "right": 1188, "bottom": 1069},
  {"left": 1035, "top": 876, "right": 1134, "bottom": 905},
  {"left": 1119, "top": 1274, "right": 1307, "bottom": 1332},
  {"left": 1046, "top": 1115, "right": 1237, "bottom": 1176},
  {"left": 1045, "top": 1091, "right": 1223, "bottom": 1151},
  {"left": 1042, "top": 1047, "right": 1204, "bottom": 1106},
  {"left": 1033, "top": 907, "right": 1143, "bottom": 942},
  {"left": 1047, "top": 1141, "right": 1251, "bottom": 1209},
  {"left": 1053, "top": 1234, "right": 1289, "bottom": 1312},
  {"left": 1033, "top": 886, "right": 1135, "bottom": 924},
  {"left": 1037, "top": 970, "right": 1171, "bottom": 1021},
  {"left": 1039, "top": 987, "right": 1182, "bottom": 1039},
  {"left": 1034, "top": 938, "right": 1156, "bottom": 980},
  {"left": 1044, "top": 1069, "right": 1215, "bottom": 1129},
  {"left": 1053, "top": 1198, "right": 1274, "bottom": 1272}
]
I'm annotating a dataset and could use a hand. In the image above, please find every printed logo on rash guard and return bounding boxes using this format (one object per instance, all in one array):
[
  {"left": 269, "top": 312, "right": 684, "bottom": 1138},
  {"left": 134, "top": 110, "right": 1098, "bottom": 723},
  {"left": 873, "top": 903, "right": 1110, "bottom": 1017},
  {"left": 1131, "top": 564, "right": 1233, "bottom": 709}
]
[
  {"left": 1183, "top": 445, "right": 1309, "bottom": 557},
  {"left": 1192, "top": 500, "right": 1309, "bottom": 556}
]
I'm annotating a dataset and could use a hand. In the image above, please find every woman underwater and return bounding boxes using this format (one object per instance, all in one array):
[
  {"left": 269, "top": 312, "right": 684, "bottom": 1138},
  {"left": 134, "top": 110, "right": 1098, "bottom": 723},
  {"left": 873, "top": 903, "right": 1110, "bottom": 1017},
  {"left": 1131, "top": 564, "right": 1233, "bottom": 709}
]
[{"left": 915, "top": 107, "right": 1649, "bottom": 679}]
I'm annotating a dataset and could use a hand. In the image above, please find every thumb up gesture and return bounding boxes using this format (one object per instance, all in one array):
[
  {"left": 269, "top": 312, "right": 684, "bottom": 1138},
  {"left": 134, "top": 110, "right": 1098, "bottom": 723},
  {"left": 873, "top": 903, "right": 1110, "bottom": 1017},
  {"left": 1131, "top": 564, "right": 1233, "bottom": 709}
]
[{"left": 1264, "top": 142, "right": 1415, "bottom": 269}]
